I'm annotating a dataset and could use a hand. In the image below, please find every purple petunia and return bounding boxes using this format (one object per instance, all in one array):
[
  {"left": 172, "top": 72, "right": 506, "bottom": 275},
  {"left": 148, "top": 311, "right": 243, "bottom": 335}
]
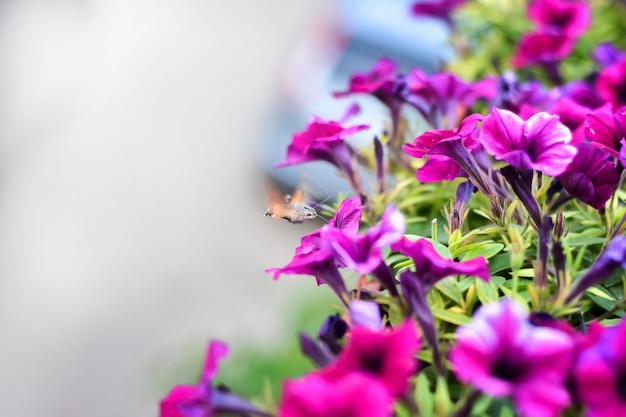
[
  {"left": 450, "top": 299, "right": 574, "bottom": 417},
  {"left": 596, "top": 59, "right": 626, "bottom": 109},
  {"left": 573, "top": 319, "right": 626, "bottom": 417},
  {"left": 411, "top": 0, "right": 468, "bottom": 24},
  {"left": 511, "top": 31, "right": 576, "bottom": 70},
  {"left": 557, "top": 142, "right": 620, "bottom": 210},
  {"left": 160, "top": 341, "right": 269, "bottom": 417},
  {"left": 479, "top": 107, "right": 576, "bottom": 176},
  {"left": 584, "top": 106, "right": 626, "bottom": 158}
]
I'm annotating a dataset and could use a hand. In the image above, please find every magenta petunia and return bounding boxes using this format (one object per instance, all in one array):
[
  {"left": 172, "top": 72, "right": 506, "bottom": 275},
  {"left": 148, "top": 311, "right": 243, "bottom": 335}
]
[
  {"left": 411, "top": 0, "right": 468, "bottom": 24},
  {"left": 295, "top": 196, "right": 364, "bottom": 257},
  {"left": 527, "top": 0, "right": 590, "bottom": 37},
  {"left": 596, "top": 59, "right": 626, "bottom": 109},
  {"left": 573, "top": 319, "right": 626, "bottom": 417},
  {"left": 276, "top": 115, "right": 369, "bottom": 194},
  {"left": 450, "top": 299, "right": 574, "bottom": 417},
  {"left": 334, "top": 57, "right": 398, "bottom": 98},
  {"left": 278, "top": 372, "right": 393, "bottom": 417},
  {"left": 319, "top": 320, "right": 420, "bottom": 398},
  {"left": 479, "top": 108, "right": 576, "bottom": 176},
  {"left": 584, "top": 106, "right": 626, "bottom": 158},
  {"left": 321, "top": 205, "right": 405, "bottom": 275},
  {"left": 511, "top": 31, "right": 576, "bottom": 69},
  {"left": 160, "top": 341, "right": 269, "bottom": 417},
  {"left": 548, "top": 96, "right": 592, "bottom": 144},
  {"left": 266, "top": 250, "right": 349, "bottom": 303},
  {"left": 557, "top": 142, "right": 620, "bottom": 210},
  {"left": 391, "top": 237, "right": 490, "bottom": 288}
]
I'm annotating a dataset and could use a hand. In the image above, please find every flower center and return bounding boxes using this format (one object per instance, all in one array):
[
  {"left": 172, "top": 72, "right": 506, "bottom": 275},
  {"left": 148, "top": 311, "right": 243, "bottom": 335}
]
[
  {"left": 616, "top": 372, "right": 626, "bottom": 400},
  {"left": 491, "top": 356, "right": 525, "bottom": 382},
  {"left": 362, "top": 354, "right": 384, "bottom": 375}
]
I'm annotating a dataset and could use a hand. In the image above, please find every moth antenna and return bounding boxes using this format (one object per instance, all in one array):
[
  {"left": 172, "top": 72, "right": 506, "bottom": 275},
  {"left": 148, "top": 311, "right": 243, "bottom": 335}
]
[{"left": 316, "top": 213, "right": 329, "bottom": 223}]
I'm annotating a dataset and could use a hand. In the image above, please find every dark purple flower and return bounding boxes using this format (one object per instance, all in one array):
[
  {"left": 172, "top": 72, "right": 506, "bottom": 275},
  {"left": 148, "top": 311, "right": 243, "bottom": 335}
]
[
  {"left": 573, "top": 319, "right": 626, "bottom": 417},
  {"left": 266, "top": 250, "right": 349, "bottom": 304},
  {"left": 593, "top": 42, "right": 626, "bottom": 68},
  {"left": 276, "top": 116, "right": 369, "bottom": 194},
  {"left": 511, "top": 31, "right": 576, "bottom": 70},
  {"left": 479, "top": 108, "right": 576, "bottom": 176},
  {"left": 566, "top": 236, "right": 626, "bottom": 303},
  {"left": 278, "top": 372, "right": 393, "bottom": 417},
  {"left": 160, "top": 341, "right": 269, "bottom": 417},
  {"left": 490, "top": 71, "right": 557, "bottom": 114},
  {"left": 585, "top": 106, "right": 626, "bottom": 158},
  {"left": 411, "top": 0, "right": 468, "bottom": 24},
  {"left": 527, "top": 0, "right": 590, "bottom": 37},
  {"left": 560, "top": 80, "right": 605, "bottom": 110},
  {"left": 450, "top": 299, "right": 574, "bottom": 417},
  {"left": 319, "top": 320, "right": 420, "bottom": 398},
  {"left": 597, "top": 59, "right": 626, "bottom": 109},
  {"left": 557, "top": 142, "right": 620, "bottom": 210}
]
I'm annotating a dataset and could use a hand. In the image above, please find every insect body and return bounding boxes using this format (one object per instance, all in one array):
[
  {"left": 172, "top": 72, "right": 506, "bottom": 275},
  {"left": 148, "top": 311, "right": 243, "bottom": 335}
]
[{"left": 263, "top": 180, "right": 319, "bottom": 223}]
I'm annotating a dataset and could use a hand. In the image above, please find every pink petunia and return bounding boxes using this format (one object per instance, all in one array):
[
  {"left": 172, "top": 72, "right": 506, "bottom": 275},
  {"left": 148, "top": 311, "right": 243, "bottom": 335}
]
[{"left": 450, "top": 299, "right": 574, "bottom": 417}]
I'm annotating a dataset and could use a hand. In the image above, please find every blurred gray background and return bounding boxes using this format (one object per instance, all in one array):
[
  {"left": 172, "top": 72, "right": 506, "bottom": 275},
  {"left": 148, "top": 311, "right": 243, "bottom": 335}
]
[
  {"left": 0, "top": 1, "right": 331, "bottom": 416},
  {"left": 0, "top": 0, "right": 448, "bottom": 415}
]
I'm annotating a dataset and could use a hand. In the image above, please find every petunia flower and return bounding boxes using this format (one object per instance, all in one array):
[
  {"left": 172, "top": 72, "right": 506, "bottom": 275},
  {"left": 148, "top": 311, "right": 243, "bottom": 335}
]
[
  {"left": 489, "top": 71, "right": 557, "bottom": 114},
  {"left": 596, "top": 59, "right": 626, "bottom": 109},
  {"left": 276, "top": 115, "right": 369, "bottom": 194},
  {"left": 411, "top": 0, "right": 468, "bottom": 25},
  {"left": 319, "top": 319, "right": 420, "bottom": 398},
  {"left": 392, "top": 237, "right": 489, "bottom": 374},
  {"left": 391, "top": 237, "right": 490, "bottom": 288},
  {"left": 403, "top": 113, "right": 497, "bottom": 195},
  {"left": 565, "top": 235, "right": 626, "bottom": 303},
  {"left": 584, "top": 106, "right": 626, "bottom": 158},
  {"left": 593, "top": 42, "right": 626, "bottom": 68},
  {"left": 333, "top": 57, "right": 400, "bottom": 102},
  {"left": 573, "top": 319, "right": 626, "bottom": 417},
  {"left": 511, "top": 32, "right": 576, "bottom": 72},
  {"left": 160, "top": 341, "right": 270, "bottom": 417},
  {"left": 321, "top": 205, "right": 405, "bottom": 296},
  {"left": 557, "top": 142, "right": 620, "bottom": 210},
  {"left": 295, "top": 196, "right": 364, "bottom": 257},
  {"left": 527, "top": 0, "right": 590, "bottom": 37},
  {"left": 404, "top": 69, "right": 474, "bottom": 129},
  {"left": 278, "top": 372, "right": 393, "bottom": 417},
  {"left": 479, "top": 107, "right": 576, "bottom": 176},
  {"left": 450, "top": 299, "right": 574, "bottom": 417},
  {"left": 547, "top": 96, "right": 593, "bottom": 144},
  {"left": 349, "top": 300, "right": 383, "bottom": 330},
  {"left": 266, "top": 250, "right": 350, "bottom": 304}
]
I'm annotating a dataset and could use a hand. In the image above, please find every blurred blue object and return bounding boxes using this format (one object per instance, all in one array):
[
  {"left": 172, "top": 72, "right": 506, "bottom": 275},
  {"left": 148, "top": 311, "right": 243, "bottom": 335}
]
[{"left": 259, "top": 0, "right": 453, "bottom": 201}]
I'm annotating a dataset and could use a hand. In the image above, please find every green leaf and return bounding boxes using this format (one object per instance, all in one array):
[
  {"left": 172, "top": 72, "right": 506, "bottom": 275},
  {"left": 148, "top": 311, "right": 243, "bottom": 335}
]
[
  {"left": 414, "top": 373, "right": 434, "bottom": 417},
  {"left": 435, "top": 277, "right": 463, "bottom": 306},
  {"left": 432, "top": 307, "right": 471, "bottom": 326},
  {"left": 586, "top": 286, "right": 617, "bottom": 301},
  {"left": 460, "top": 243, "right": 504, "bottom": 260},
  {"left": 476, "top": 278, "right": 500, "bottom": 304},
  {"left": 488, "top": 253, "right": 511, "bottom": 275}
]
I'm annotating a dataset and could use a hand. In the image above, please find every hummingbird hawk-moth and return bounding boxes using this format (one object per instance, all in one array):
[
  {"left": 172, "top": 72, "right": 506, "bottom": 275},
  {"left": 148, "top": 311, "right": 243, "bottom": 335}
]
[{"left": 263, "top": 178, "right": 319, "bottom": 223}]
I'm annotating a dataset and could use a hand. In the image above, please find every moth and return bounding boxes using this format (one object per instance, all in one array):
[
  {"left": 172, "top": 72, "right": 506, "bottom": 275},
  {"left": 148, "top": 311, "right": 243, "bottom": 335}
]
[{"left": 263, "top": 178, "right": 320, "bottom": 223}]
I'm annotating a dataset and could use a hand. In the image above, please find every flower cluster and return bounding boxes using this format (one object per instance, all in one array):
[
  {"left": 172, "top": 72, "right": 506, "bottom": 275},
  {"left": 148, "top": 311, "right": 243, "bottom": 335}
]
[{"left": 160, "top": 1, "right": 626, "bottom": 416}]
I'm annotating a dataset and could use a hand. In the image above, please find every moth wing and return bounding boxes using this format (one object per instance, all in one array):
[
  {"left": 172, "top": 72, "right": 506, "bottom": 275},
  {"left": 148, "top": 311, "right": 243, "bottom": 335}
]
[{"left": 264, "top": 176, "right": 289, "bottom": 217}]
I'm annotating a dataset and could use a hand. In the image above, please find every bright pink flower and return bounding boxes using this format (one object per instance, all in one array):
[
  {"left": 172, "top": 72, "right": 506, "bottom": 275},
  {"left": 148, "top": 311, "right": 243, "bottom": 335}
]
[
  {"left": 479, "top": 108, "right": 576, "bottom": 176},
  {"left": 391, "top": 237, "right": 490, "bottom": 288},
  {"left": 527, "top": 0, "right": 590, "bottom": 37},
  {"left": 596, "top": 59, "right": 626, "bottom": 109},
  {"left": 585, "top": 106, "right": 626, "bottom": 158},
  {"left": 548, "top": 96, "right": 593, "bottom": 144},
  {"left": 334, "top": 58, "right": 398, "bottom": 98},
  {"left": 450, "top": 299, "right": 574, "bottom": 417},
  {"left": 319, "top": 320, "right": 419, "bottom": 398},
  {"left": 512, "top": 31, "right": 576, "bottom": 69},
  {"left": 278, "top": 372, "right": 393, "bottom": 417},
  {"left": 573, "top": 319, "right": 626, "bottom": 417},
  {"left": 160, "top": 341, "right": 268, "bottom": 417},
  {"left": 411, "top": 0, "right": 468, "bottom": 24}
]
